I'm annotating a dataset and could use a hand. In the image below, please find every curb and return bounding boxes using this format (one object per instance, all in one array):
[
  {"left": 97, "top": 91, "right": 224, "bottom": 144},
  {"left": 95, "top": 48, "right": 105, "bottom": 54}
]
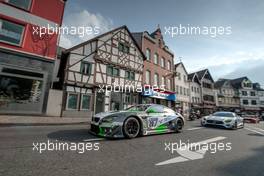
[{"left": 0, "top": 122, "right": 90, "bottom": 127}]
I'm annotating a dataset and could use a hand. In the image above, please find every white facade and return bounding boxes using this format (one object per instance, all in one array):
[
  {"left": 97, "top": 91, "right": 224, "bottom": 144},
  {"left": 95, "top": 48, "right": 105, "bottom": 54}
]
[
  {"left": 62, "top": 26, "right": 144, "bottom": 117},
  {"left": 174, "top": 63, "right": 190, "bottom": 117},
  {"left": 239, "top": 79, "right": 259, "bottom": 110}
]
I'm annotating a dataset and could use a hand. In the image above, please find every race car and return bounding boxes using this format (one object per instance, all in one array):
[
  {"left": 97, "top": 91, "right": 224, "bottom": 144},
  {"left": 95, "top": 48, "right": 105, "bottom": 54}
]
[
  {"left": 90, "top": 104, "right": 185, "bottom": 138},
  {"left": 201, "top": 111, "right": 244, "bottom": 129}
]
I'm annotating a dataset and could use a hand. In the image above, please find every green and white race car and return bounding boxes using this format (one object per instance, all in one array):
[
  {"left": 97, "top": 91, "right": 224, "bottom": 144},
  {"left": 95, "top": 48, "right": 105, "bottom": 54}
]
[{"left": 90, "top": 104, "right": 185, "bottom": 139}]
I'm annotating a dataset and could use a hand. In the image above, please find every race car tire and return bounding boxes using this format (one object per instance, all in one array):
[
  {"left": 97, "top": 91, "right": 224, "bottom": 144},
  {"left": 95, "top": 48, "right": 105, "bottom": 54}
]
[
  {"left": 175, "top": 118, "right": 184, "bottom": 133},
  {"left": 123, "top": 117, "right": 140, "bottom": 139}
]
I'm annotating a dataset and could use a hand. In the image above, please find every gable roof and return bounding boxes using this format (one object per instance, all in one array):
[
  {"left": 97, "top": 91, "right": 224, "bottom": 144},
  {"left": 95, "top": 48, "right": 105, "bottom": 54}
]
[
  {"left": 65, "top": 25, "right": 146, "bottom": 60},
  {"left": 175, "top": 62, "right": 188, "bottom": 74},
  {"left": 230, "top": 76, "right": 249, "bottom": 89},
  {"left": 253, "top": 83, "right": 264, "bottom": 91},
  {"left": 188, "top": 72, "right": 201, "bottom": 84},
  {"left": 191, "top": 69, "right": 214, "bottom": 83},
  {"left": 214, "top": 79, "right": 230, "bottom": 88}
]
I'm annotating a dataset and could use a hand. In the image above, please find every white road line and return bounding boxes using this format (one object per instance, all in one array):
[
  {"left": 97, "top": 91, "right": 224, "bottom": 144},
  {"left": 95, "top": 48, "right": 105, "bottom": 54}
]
[
  {"left": 155, "top": 136, "right": 227, "bottom": 166},
  {"left": 245, "top": 128, "right": 264, "bottom": 135},
  {"left": 247, "top": 126, "right": 264, "bottom": 132},
  {"left": 186, "top": 127, "right": 204, "bottom": 131},
  {"left": 83, "top": 138, "right": 105, "bottom": 142}
]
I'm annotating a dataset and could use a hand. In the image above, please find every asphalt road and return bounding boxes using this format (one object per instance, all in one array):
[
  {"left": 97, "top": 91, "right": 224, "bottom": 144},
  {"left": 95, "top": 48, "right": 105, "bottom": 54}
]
[{"left": 0, "top": 120, "right": 263, "bottom": 176}]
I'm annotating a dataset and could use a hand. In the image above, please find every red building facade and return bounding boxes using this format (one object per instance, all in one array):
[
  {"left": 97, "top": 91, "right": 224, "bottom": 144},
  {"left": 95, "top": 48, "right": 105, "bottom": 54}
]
[
  {"left": 0, "top": 0, "right": 66, "bottom": 114},
  {"left": 132, "top": 27, "right": 176, "bottom": 108}
]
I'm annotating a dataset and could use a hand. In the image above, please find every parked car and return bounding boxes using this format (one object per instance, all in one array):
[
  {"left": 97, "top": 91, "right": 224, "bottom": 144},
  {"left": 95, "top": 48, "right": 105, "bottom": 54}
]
[
  {"left": 201, "top": 111, "right": 244, "bottom": 129},
  {"left": 90, "top": 104, "right": 185, "bottom": 139},
  {"left": 242, "top": 114, "right": 260, "bottom": 123}
]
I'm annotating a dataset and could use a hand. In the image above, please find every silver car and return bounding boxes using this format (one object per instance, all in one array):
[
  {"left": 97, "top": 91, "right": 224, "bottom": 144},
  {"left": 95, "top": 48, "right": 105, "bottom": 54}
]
[{"left": 201, "top": 111, "right": 244, "bottom": 129}]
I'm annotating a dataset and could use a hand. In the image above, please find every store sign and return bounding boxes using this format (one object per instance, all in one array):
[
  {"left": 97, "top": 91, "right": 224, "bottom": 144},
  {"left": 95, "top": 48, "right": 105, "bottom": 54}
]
[{"left": 142, "top": 89, "right": 176, "bottom": 101}]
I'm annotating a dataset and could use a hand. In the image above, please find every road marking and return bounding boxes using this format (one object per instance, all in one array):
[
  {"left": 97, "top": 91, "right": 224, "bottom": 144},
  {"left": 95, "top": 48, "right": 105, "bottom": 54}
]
[
  {"left": 246, "top": 126, "right": 264, "bottom": 132},
  {"left": 155, "top": 136, "right": 226, "bottom": 166},
  {"left": 245, "top": 128, "right": 264, "bottom": 135},
  {"left": 83, "top": 138, "right": 105, "bottom": 142},
  {"left": 186, "top": 127, "right": 204, "bottom": 131}
]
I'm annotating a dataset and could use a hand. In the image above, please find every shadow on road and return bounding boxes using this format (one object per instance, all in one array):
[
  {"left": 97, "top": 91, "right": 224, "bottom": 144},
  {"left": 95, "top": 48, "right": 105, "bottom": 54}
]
[
  {"left": 47, "top": 129, "right": 99, "bottom": 142},
  {"left": 216, "top": 146, "right": 264, "bottom": 176},
  {"left": 247, "top": 133, "right": 264, "bottom": 137}
]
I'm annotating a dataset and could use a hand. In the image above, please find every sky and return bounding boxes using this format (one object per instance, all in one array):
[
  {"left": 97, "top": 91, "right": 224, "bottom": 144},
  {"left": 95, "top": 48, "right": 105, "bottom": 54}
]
[{"left": 59, "top": 0, "right": 264, "bottom": 86}]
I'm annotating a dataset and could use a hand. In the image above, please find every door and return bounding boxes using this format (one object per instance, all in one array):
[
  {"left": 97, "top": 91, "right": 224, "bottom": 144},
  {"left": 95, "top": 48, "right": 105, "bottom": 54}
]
[{"left": 95, "top": 92, "right": 105, "bottom": 114}]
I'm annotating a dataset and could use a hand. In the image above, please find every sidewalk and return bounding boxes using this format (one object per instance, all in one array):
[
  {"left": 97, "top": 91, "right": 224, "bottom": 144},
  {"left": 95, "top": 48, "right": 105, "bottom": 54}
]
[{"left": 0, "top": 115, "right": 90, "bottom": 126}]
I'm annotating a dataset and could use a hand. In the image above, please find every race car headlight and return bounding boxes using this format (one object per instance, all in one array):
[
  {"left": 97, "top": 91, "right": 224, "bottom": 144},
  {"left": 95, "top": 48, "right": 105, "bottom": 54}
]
[
  {"left": 101, "top": 116, "right": 118, "bottom": 123},
  {"left": 224, "top": 119, "right": 232, "bottom": 123}
]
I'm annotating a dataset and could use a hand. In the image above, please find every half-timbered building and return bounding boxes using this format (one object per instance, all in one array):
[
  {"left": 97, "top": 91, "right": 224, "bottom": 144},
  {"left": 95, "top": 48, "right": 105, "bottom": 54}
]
[{"left": 57, "top": 26, "right": 145, "bottom": 117}]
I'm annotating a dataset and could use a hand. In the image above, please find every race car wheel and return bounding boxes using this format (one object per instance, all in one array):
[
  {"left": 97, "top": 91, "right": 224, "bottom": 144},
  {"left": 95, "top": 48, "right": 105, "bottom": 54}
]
[
  {"left": 175, "top": 118, "right": 184, "bottom": 133},
  {"left": 123, "top": 117, "right": 140, "bottom": 139}
]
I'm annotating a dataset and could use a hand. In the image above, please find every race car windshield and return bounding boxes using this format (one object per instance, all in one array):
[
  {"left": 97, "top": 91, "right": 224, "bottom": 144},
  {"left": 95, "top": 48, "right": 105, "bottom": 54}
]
[
  {"left": 213, "top": 112, "right": 235, "bottom": 117},
  {"left": 125, "top": 105, "right": 151, "bottom": 111}
]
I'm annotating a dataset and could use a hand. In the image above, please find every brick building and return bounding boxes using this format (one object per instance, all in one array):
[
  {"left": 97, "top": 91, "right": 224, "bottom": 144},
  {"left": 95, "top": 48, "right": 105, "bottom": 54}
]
[{"left": 132, "top": 27, "right": 176, "bottom": 108}]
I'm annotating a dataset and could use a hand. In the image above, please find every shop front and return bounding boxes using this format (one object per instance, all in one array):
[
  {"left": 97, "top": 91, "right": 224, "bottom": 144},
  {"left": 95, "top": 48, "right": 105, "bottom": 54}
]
[
  {"left": 141, "top": 88, "right": 176, "bottom": 108},
  {"left": 0, "top": 50, "right": 53, "bottom": 114}
]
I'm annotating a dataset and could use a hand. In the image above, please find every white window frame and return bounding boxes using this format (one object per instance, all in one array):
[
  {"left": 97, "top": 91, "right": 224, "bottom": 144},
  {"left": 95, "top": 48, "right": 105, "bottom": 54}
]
[
  {"left": 66, "top": 92, "right": 79, "bottom": 110},
  {"left": 80, "top": 94, "right": 92, "bottom": 110},
  {"left": 0, "top": 19, "right": 25, "bottom": 46}
]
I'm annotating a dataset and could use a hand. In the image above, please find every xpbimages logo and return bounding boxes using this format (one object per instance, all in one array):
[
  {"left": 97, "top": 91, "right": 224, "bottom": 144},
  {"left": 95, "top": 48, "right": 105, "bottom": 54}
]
[
  {"left": 32, "top": 24, "right": 100, "bottom": 38},
  {"left": 164, "top": 139, "right": 232, "bottom": 154},
  {"left": 32, "top": 140, "right": 100, "bottom": 154},
  {"left": 164, "top": 24, "right": 232, "bottom": 38}
]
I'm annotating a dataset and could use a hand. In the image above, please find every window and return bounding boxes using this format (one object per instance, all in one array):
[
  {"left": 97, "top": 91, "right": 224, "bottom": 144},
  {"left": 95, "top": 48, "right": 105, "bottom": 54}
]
[
  {"left": 191, "top": 86, "right": 194, "bottom": 92},
  {"left": 67, "top": 93, "right": 78, "bottom": 110},
  {"left": 154, "top": 73, "right": 159, "bottom": 85},
  {"left": 167, "top": 79, "right": 171, "bottom": 90},
  {"left": 184, "top": 88, "right": 186, "bottom": 95},
  {"left": 164, "top": 107, "right": 175, "bottom": 114},
  {"left": 80, "top": 62, "right": 92, "bottom": 75},
  {"left": 250, "top": 91, "right": 256, "bottom": 96},
  {"left": 243, "top": 100, "right": 248, "bottom": 105},
  {"left": 0, "top": 19, "right": 24, "bottom": 46},
  {"left": 118, "top": 42, "right": 129, "bottom": 53},
  {"left": 202, "top": 82, "right": 212, "bottom": 89},
  {"left": 176, "top": 85, "right": 179, "bottom": 94},
  {"left": 145, "top": 70, "right": 151, "bottom": 84},
  {"left": 167, "top": 61, "right": 171, "bottom": 70},
  {"left": 107, "top": 66, "right": 119, "bottom": 76},
  {"left": 180, "top": 86, "right": 183, "bottom": 95},
  {"left": 242, "top": 91, "right": 247, "bottom": 96},
  {"left": 161, "top": 76, "right": 165, "bottom": 86},
  {"left": 7, "top": 0, "right": 32, "bottom": 10},
  {"left": 243, "top": 82, "right": 252, "bottom": 88},
  {"left": 251, "top": 100, "right": 257, "bottom": 105},
  {"left": 178, "top": 73, "right": 181, "bottom": 80},
  {"left": 146, "top": 48, "right": 151, "bottom": 61},
  {"left": 154, "top": 53, "right": 158, "bottom": 64},
  {"left": 184, "top": 75, "right": 187, "bottom": 81},
  {"left": 161, "top": 57, "right": 165, "bottom": 68},
  {"left": 125, "top": 71, "right": 135, "bottom": 80},
  {"left": 147, "top": 105, "right": 164, "bottom": 113},
  {"left": 203, "top": 95, "right": 214, "bottom": 102},
  {"left": 81, "top": 94, "right": 91, "bottom": 110}
]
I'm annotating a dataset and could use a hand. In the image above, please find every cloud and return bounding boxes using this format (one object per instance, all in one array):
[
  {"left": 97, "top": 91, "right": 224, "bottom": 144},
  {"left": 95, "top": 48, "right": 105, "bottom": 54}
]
[
  {"left": 223, "top": 60, "right": 264, "bottom": 86},
  {"left": 59, "top": 10, "right": 114, "bottom": 49},
  {"left": 182, "top": 48, "right": 264, "bottom": 86}
]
